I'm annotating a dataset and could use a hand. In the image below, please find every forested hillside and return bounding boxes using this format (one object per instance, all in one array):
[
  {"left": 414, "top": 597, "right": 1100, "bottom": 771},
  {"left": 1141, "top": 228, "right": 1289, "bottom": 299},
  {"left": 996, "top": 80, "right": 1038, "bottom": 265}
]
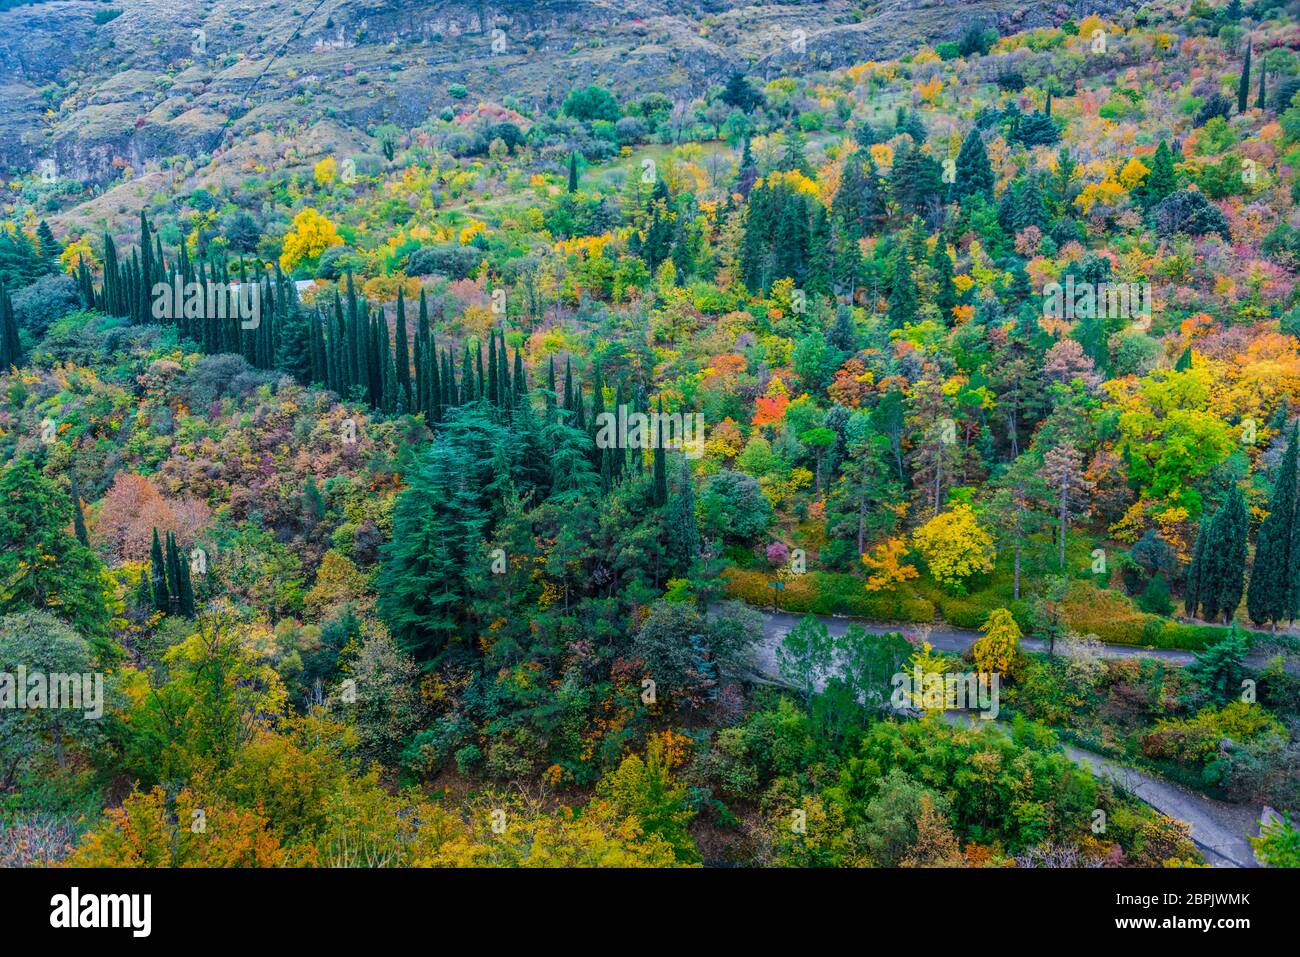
[{"left": 1, "top": 0, "right": 1299, "bottom": 870}]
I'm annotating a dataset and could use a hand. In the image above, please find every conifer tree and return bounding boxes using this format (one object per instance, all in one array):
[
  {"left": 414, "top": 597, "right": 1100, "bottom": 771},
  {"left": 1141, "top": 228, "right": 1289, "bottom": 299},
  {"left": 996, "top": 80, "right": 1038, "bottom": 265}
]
[
  {"left": 1200, "top": 485, "right": 1248, "bottom": 623},
  {"left": 666, "top": 457, "right": 701, "bottom": 576},
  {"left": 952, "top": 128, "right": 995, "bottom": 204},
  {"left": 150, "top": 527, "right": 170, "bottom": 614},
  {"left": 395, "top": 288, "right": 412, "bottom": 411},
  {"left": 1238, "top": 42, "right": 1253, "bottom": 113},
  {"left": 1248, "top": 423, "right": 1298, "bottom": 626}
]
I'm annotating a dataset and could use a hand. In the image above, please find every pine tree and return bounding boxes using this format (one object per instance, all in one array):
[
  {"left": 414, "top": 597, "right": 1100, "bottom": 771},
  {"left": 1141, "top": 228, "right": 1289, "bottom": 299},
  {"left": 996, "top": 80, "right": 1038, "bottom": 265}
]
[
  {"left": 952, "top": 128, "right": 995, "bottom": 205},
  {"left": 1248, "top": 423, "right": 1298, "bottom": 626},
  {"left": 35, "top": 220, "right": 57, "bottom": 264},
  {"left": 887, "top": 242, "right": 917, "bottom": 328}
]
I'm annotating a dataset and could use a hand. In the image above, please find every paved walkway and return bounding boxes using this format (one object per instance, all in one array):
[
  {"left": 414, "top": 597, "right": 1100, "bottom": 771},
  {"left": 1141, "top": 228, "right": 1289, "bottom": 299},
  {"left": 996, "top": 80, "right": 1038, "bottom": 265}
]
[{"left": 732, "top": 605, "right": 1270, "bottom": 868}]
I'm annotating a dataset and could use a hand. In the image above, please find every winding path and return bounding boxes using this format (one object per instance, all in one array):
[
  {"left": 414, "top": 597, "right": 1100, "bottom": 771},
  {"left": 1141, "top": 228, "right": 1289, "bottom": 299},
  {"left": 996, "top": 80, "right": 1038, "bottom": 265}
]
[{"left": 733, "top": 605, "right": 1270, "bottom": 868}]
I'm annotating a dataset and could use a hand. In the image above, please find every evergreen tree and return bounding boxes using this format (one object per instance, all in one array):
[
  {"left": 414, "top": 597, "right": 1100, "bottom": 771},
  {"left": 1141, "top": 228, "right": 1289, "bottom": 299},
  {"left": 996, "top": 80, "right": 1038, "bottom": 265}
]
[
  {"left": 0, "top": 457, "right": 113, "bottom": 650},
  {"left": 394, "top": 288, "right": 412, "bottom": 412},
  {"left": 1248, "top": 423, "right": 1298, "bottom": 626},
  {"left": 1184, "top": 516, "right": 1208, "bottom": 618},
  {"left": 1200, "top": 485, "right": 1248, "bottom": 623},
  {"left": 666, "top": 458, "right": 701, "bottom": 577},
  {"left": 568, "top": 151, "right": 580, "bottom": 193},
  {"left": 952, "top": 128, "right": 995, "bottom": 205},
  {"left": 150, "top": 527, "right": 170, "bottom": 614},
  {"left": 69, "top": 474, "right": 90, "bottom": 548},
  {"left": 164, "top": 532, "right": 184, "bottom": 615},
  {"left": 1238, "top": 42, "right": 1252, "bottom": 113},
  {"left": 1257, "top": 65, "right": 1267, "bottom": 111},
  {"left": 1187, "top": 627, "right": 1250, "bottom": 705},
  {"left": 652, "top": 400, "right": 668, "bottom": 507}
]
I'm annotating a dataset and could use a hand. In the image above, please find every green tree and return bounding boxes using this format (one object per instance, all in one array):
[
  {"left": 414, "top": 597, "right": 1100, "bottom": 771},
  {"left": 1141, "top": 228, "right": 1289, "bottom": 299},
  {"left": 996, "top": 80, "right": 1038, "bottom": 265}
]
[
  {"left": 952, "top": 128, "right": 994, "bottom": 205},
  {"left": 1248, "top": 424, "right": 1297, "bottom": 627},
  {"left": 777, "top": 613, "right": 834, "bottom": 707},
  {"left": 0, "top": 458, "right": 111, "bottom": 651},
  {"left": 1238, "top": 42, "right": 1253, "bottom": 113}
]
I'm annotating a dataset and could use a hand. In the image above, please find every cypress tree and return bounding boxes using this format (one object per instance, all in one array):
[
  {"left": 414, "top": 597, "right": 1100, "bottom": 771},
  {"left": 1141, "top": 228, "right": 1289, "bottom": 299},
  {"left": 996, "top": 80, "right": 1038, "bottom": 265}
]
[
  {"left": 1238, "top": 42, "right": 1252, "bottom": 113},
  {"left": 652, "top": 399, "right": 668, "bottom": 507},
  {"left": 1202, "top": 485, "right": 1248, "bottom": 623},
  {"left": 666, "top": 457, "right": 701, "bottom": 576},
  {"left": 176, "top": 542, "right": 196, "bottom": 618},
  {"left": 1257, "top": 66, "right": 1267, "bottom": 110},
  {"left": 70, "top": 474, "right": 90, "bottom": 548},
  {"left": 1248, "top": 423, "right": 1298, "bottom": 626},
  {"left": 0, "top": 284, "right": 21, "bottom": 369},
  {"left": 1184, "top": 516, "right": 1208, "bottom": 618},
  {"left": 164, "top": 532, "right": 183, "bottom": 615},
  {"left": 512, "top": 348, "right": 527, "bottom": 408},
  {"left": 395, "top": 288, "right": 412, "bottom": 411},
  {"left": 568, "top": 151, "right": 580, "bottom": 193},
  {"left": 150, "top": 528, "right": 170, "bottom": 614}
]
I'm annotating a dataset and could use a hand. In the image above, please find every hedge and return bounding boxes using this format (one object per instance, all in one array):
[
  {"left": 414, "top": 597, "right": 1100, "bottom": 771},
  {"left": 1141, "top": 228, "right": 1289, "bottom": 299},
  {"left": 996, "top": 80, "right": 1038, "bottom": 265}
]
[
  {"left": 1061, "top": 581, "right": 1240, "bottom": 651},
  {"left": 723, "top": 567, "right": 934, "bottom": 623}
]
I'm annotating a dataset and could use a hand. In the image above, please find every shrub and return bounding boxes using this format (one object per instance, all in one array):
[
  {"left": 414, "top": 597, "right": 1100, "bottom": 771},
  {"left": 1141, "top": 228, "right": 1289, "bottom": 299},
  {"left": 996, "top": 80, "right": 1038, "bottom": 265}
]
[{"left": 721, "top": 567, "right": 933, "bottom": 622}]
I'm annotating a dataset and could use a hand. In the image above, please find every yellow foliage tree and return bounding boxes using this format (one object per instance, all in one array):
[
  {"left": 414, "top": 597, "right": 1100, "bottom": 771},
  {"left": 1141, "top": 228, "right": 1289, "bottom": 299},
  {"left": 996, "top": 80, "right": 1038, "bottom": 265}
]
[
  {"left": 314, "top": 157, "right": 337, "bottom": 187},
  {"left": 861, "top": 538, "right": 919, "bottom": 592},
  {"left": 279, "top": 207, "right": 344, "bottom": 272},
  {"left": 971, "top": 607, "right": 1021, "bottom": 675},
  {"left": 911, "top": 504, "right": 996, "bottom": 592}
]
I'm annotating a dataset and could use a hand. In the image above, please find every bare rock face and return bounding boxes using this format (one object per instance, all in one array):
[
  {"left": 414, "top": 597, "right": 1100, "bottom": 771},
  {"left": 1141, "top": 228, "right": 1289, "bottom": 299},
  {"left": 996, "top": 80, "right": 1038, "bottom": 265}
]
[{"left": 0, "top": 0, "right": 1140, "bottom": 184}]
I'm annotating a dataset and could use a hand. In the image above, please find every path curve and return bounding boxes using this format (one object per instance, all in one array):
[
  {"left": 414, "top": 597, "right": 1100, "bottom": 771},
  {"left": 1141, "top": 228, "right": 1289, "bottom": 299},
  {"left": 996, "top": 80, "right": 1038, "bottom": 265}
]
[{"left": 729, "top": 604, "right": 1267, "bottom": 868}]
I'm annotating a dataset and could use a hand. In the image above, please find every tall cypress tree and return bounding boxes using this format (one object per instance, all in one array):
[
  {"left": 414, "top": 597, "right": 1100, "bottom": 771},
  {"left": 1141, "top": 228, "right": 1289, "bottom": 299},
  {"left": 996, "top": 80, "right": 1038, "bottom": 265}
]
[
  {"left": 1201, "top": 485, "right": 1248, "bottom": 623},
  {"left": 1248, "top": 423, "right": 1298, "bottom": 626},
  {"left": 666, "top": 457, "right": 701, "bottom": 576},
  {"left": 69, "top": 474, "right": 90, "bottom": 548},
  {"left": 395, "top": 288, "right": 412, "bottom": 412},
  {"left": 164, "top": 532, "right": 183, "bottom": 615},
  {"left": 1238, "top": 42, "right": 1252, "bottom": 113},
  {"left": 150, "top": 528, "right": 170, "bottom": 614},
  {"left": 652, "top": 399, "right": 668, "bottom": 508},
  {"left": 1184, "top": 516, "right": 1209, "bottom": 618}
]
